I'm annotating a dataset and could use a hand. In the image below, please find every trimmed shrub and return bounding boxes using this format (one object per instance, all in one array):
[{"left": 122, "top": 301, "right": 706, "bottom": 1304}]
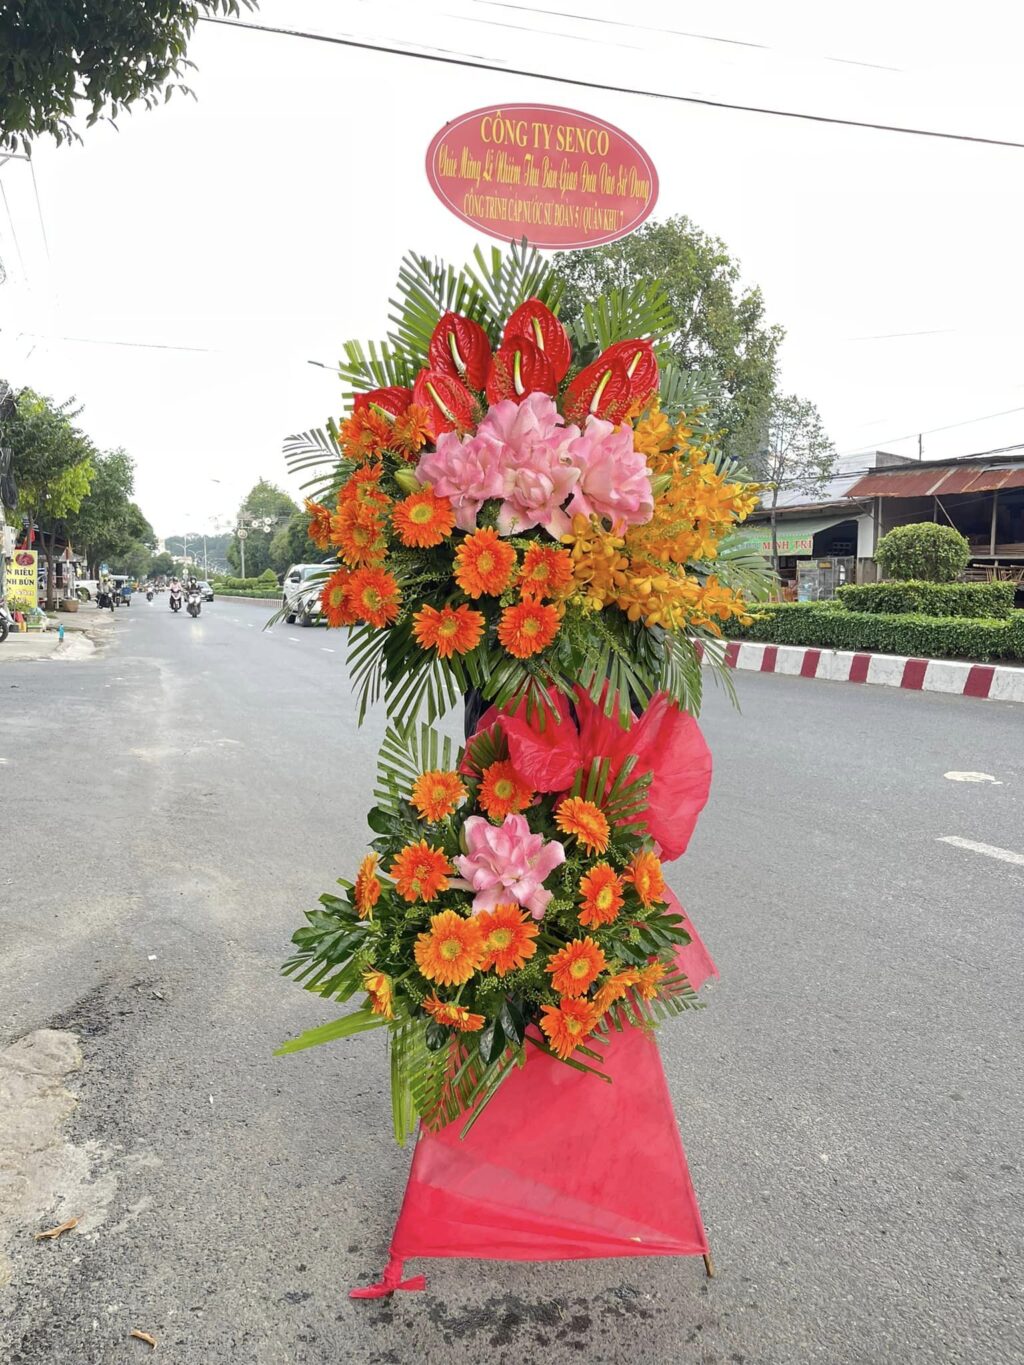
[
  {"left": 216, "top": 571, "right": 281, "bottom": 592},
  {"left": 836, "top": 579, "right": 1015, "bottom": 619},
  {"left": 214, "top": 587, "right": 280, "bottom": 600},
  {"left": 726, "top": 603, "right": 1024, "bottom": 662},
  {"left": 875, "top": 523, "right": 970, "bottom": 582}
]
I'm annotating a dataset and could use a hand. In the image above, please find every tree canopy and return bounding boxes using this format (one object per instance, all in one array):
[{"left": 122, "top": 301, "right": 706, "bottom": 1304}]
[
  {"left": 65, "top": 448, "right": 155, "bottom": 573},
  {"left": 0, "top": 0, "right": 256, "bottom": 154},
  {"left": 269, "top": 510, "right": 322, "bottom": 575},
  {"left": 227, "top": 479, "right": 297, "bottom": 576},
  {"left": 554, "top": 216, "right": 784, "bottom": 463}
]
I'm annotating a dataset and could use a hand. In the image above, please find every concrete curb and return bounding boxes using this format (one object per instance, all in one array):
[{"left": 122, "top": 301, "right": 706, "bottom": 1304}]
[{"left": 709, "top": 640, "right": 1024, "bottom": 704}]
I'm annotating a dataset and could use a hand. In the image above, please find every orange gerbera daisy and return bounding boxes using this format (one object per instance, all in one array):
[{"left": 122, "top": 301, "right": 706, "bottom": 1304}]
[
  {"left": 392, "top": 486, "right": 456, "bottom": 548},
  {"left": 594, "top": 967, "right": 640, "bottom": 1014},
  {"left": 634, "top": 960, "right": 667, "bottom": 1000},
  {"left": 414, "top": 909, "right": 485, "bottom": 986},
  {"left": 410, "top": 769, "right": 467, "bottom": 821},
  {"left": 545, "top": 936, "right": 608, "bottom": 997},
  {"left": 330, "top": 504, "right": 386, "bottom": 567},
  {"left": 321, "top": 567, "right": 359, "bottom": 628},
  {"left": 353, "top": 852, "right": 381, "bottom": 919},
  {"left": 626, "top": 850, "right": 666, "bottom": 907},
  {"left": 413, "top": 603, "right": 485, "bottom": 658},
  {"left": 476, "top": 904, "right": 540, "bottom": 976},
  {"left": 478, "top": 759, "right": 534, "bottom": 820},
  {"left": 578, "top": 863, "right": 625, "bottom": 927},
  {"left": 539, "top": 997, "right": 599, "bottom": 1059},
  {"left": 454, "top": 528, "right": 517, "bottom": 598},
  {"left": 348, "top": 566, "right": 401, "bottom": 627},
  {"left": 554, "top": 797, "right": 610, "bottom": 855},
  {"left": 518, "top": 543, "right": 574, "bottom": 600},
  {"left": 340, "top": 462, "right": 390, "bottom": 511},
  {"left": 390, "top": 840, "right": 452, "bottom": 903},
  {"left": 362, "top": 969, "right": 394, "bottom": 1019},
  {"left": 305, "top": 499, "right": 333, "bottom": 550},
  {"left": 497, "top": 600, "right": 560, "bottom": 658},
  {"left": 422, "top": 994, "right": 486, "bottom": 1032},
  {"left": 339, "top": 406, "right": 394, "bottom": 462},
  {"left": 390, "top": 404, "right": 433, "bottom": 460}
]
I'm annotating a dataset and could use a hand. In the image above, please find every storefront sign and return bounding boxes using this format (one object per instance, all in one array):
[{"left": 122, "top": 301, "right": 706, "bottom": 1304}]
[
  {"left": 425, "top": 104, "right": 658, "bottom": 249},
  {"left": 7, "top": 549, "right": 38, "bottom": 607},
  {"left": 733, "top": 531, "right": 815, "bottom": 557}
]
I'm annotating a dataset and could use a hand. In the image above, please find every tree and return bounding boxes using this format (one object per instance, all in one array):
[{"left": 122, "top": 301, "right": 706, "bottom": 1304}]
[
  {"left": 269, "top": 510, "right": 322, "bottom": 575},
  {"left": 7, "top": 388, "right": 96, "bottom": 605},
  {"left": 554, "top": 216, "right": 784, "bottom": 463},
  {"left": 755, "top": 394, "right": 837, "bottom": 573},
  {"left": 0, "top": 1, "right": 256, "bottom": 154},
  {"left": 875, "top": 524, "right": 970, "bottom": 583},
  {"left": 227, "top": 479, "right": 297, "bottom": 577},
  {"left": 65, "top": 449, "right": 154, "bottom": 573},
  {"left": 149, "top": 551, "right": 176, "bottom": 579}
]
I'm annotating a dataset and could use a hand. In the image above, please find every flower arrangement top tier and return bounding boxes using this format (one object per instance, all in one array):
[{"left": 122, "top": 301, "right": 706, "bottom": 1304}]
[{"left": 292, "top": 240, "right": 763, "bottom": 733}]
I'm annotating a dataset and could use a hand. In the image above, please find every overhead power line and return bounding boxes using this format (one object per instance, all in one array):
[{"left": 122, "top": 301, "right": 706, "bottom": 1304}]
[
  {"left": 841, "top": 404, "right": 1024, "bottom": 455},
  {"left": 199, "top": 15, "right": 1024, "bottom": 149}
]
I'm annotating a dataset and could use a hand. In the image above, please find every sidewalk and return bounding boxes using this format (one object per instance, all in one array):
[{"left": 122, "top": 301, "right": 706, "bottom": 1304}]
[
  {"left": 0, "top": 603, "right": 117, "bottom": 662},
  {"left": 714, "top": 638, "right": 1024, "bottom": 705}
]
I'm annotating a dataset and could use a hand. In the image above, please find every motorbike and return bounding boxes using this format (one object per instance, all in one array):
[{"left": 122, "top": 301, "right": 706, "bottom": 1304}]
[
  {"left": 96, "top": 585, "right": 116, "bottom": 612},
  {"left": 169, "top": 587, "right": 182, "bottom": 613},
  {"left": 0, "top": 598, "right": 12, "bottom": 644},
  {"left": 146, "top": 588, "right": 154, "bottom": 602},
  {"left": 186, "top": 587, "right": 202, "bottom": 618}
]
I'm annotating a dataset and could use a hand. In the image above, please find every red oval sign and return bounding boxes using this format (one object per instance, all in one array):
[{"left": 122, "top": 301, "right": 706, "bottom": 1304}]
[{"left": 425, "top": 104, "right": 658, "bottom": 250}]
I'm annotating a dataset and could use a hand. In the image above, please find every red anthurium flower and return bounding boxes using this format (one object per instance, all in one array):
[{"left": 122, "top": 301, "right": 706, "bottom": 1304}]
[
  {"left": 503, "top": 298, "right": 572, "bottom": 382},
  {"left": 485, "top": 334, "right": 557, "bottom": 405},
  {"left": 562, "top": 356, "right": 632, "bottom": 424},
  {"left": 598, "top": 339, "right": 659, "bottom": 409},
  {"left": 413, "top": 368, "right": 476, "bottom": 438},
  {"left": 428, "top": 313, "right": 492, "bottom": 390},
  {"left": 353, "top": 386, "right": 413, "bottom": 422}
]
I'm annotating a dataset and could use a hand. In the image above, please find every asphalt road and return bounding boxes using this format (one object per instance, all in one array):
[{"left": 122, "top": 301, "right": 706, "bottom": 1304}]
[{"left": 1, "top": 597, "right": 1022, "bottom": 1364}]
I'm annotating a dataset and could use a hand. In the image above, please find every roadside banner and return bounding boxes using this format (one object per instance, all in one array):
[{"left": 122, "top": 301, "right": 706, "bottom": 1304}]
[{"left": 7, "top": 549, "right": 38, "bottom": 608}]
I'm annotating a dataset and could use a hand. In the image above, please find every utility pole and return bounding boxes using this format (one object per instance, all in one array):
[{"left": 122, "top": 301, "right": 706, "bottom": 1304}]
[{"left": 918, "top": 433, "right": 923, "bottom": 460}]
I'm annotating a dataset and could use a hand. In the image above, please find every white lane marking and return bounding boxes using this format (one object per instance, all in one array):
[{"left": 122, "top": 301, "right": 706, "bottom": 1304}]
[
  {"left": 288, "top": 636, "right": 301, "bottom": 642},
  {"left": 321, "top": 647, "right": 335, "bottom": 653},
  {"left": 944, "top": 771, "right": 1002, "bottom": 784},
  {"left": 937, "top": 836, "right": 1024, "bottom": 868}
]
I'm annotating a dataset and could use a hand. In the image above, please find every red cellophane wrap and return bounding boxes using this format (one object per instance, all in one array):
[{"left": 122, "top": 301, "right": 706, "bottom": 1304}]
[{"left": 351, "top": 693, "right": 716, "bottom": 1298}]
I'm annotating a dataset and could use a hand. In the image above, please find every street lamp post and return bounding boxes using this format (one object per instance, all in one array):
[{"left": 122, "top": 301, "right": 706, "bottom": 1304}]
[{"left": 237, "top": 527, "right": 248, "bottom": 578}]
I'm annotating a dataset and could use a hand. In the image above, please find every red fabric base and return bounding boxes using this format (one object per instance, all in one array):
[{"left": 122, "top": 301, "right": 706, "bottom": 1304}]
[{"left": 350, "top": 902, "right": 716, "bottom": 1296}]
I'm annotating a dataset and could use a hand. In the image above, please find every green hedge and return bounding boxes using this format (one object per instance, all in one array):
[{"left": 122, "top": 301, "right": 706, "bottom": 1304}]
[
  {"left": 214, "top": 571, "right": 279, "bottom": 591},
  {"left": 727, "top": 603, "right": 1024, "bottom": 662},
  {"left": 836, "top": 579, "right": 1015, "bottom": 618},
  {"left": 214, "top": 588, "right": 281, "bottom": 600}
]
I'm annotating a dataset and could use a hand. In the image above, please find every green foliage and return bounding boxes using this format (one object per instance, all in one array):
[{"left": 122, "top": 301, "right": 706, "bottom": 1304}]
[
  {"left": 148, "top": 551, "right": 175, "bottom": 578},
  {"left": 836, "top": 579, "right": 1014, "bottom": 619},
  {"left": 753, "top": 393, "right": 836, "bottom": 523},
  {"left": 217, "top": 569, "right": 278, "bottom": 591},
  {"left": 554, "top": 216, "right": 784, "bottom": 463},
  {"left": 269, "top": 511, "right": 321, "bottom": 576},
  {"left": 227, "top": 479, "right": 298, "bottom": 575},
  {"left": 728, "top": 602, "right": 1024, "bottom": 662},
  {"left": 0, "top": 0, "right": 257, "bottom": 154},
  {"left": 64, "top": 449, "right": 154, "bottom": 573},
  {"left": 875, "top": 523, "right": 971, "bottom": 583}
]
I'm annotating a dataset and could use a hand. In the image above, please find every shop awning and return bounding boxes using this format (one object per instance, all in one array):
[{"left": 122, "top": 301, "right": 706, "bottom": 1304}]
[
  {"left": 731, "top": 516, "right": 855, "bottom": 557},
  {"left": 847, "top": 463, "right": 1024, "bottom": 498}
]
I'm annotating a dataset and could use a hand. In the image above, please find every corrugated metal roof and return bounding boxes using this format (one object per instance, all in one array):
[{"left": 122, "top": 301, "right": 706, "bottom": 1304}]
[{"left": 846, "top": 464, "right": 1024, "bottom": 498}]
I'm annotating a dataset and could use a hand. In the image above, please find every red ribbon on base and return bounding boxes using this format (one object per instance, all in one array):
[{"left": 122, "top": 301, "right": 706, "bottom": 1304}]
[{"left": 349, "top": 1253, "right": 427, "bottom": 1299}]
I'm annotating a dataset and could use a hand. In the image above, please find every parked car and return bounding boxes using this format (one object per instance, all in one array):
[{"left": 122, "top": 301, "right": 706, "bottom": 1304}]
[
  {"left": 282, "top": 563, "right": 329, "bottom": 626},
  {"left": 198, "top": 580, "right": 215, "bottom": 602},
  {"left": 76, "top": 578, "right": 100, "bottom": 602}
]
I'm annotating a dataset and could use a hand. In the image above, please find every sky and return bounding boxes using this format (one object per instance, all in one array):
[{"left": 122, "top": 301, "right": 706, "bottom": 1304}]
[{"left": 2, "top": 0, "right": 1024, "bottom": 538}]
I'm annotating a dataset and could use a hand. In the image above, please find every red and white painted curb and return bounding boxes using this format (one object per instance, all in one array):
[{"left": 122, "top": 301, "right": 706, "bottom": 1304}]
[{"left": 703, "top": 640, "right": 1024, "bottom": 704}]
